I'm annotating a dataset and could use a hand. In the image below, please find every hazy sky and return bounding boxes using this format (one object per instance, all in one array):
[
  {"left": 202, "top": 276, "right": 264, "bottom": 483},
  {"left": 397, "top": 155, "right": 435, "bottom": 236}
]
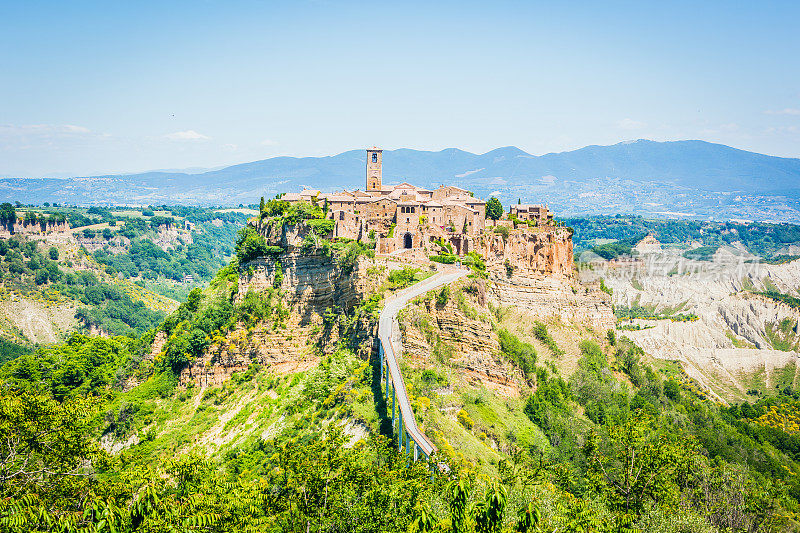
[{"left": 1, "top": 0, "right": 799, "bottom": 176}]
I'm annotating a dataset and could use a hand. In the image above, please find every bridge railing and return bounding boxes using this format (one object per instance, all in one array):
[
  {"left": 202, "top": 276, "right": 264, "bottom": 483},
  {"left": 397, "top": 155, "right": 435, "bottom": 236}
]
[{"left": 376, "top": 269, "right": 466, "bottom": 460}]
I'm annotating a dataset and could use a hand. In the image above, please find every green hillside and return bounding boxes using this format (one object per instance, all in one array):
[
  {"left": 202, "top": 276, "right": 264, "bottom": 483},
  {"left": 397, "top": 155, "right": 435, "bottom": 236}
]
[{"left": 3, "top": 216, "right": 800, "bottom": 532}]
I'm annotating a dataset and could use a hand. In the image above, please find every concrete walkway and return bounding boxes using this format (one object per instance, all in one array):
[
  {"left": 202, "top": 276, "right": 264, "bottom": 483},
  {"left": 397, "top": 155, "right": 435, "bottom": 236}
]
[{"left": 378, "top": 266, "right": 469, "bottom": 458}]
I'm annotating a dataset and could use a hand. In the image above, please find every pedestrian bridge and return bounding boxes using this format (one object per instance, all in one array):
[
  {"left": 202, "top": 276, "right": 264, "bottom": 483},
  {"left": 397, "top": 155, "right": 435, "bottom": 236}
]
[{"left": 377, "top": 268, "right": 468, "bottom": 461}]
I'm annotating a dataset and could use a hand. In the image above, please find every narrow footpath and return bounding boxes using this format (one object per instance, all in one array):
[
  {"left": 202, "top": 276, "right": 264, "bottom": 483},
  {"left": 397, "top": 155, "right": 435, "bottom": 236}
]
[{"left": 378, "top": 266, "right": 469, "bottom": 458}]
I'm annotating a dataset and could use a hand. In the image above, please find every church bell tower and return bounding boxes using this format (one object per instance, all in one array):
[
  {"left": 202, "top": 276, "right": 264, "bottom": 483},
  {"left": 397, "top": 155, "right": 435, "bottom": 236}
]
[{"left": 366, "top": 147, "right": 382, "bottom": 192}]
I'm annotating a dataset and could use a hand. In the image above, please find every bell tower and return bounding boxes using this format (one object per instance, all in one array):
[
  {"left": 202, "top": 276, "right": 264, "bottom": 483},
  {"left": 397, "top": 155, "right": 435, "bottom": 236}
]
[{"left": 366, "top": 147, "right": 382, "bottom": 192}]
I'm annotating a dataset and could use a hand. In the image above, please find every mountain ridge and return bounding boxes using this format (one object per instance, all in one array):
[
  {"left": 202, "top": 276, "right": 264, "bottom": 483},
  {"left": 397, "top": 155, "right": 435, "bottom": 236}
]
[{"left": 4, "top": 139, "right": 800, "bottom": 221}]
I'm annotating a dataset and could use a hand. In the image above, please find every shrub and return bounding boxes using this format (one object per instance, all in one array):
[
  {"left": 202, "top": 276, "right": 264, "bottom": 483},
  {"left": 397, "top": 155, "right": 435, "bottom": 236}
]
[
  {"left": 235, "top": 226, "right": 268, "bottom": 264},
  {"left": 235, "top": 291, "right": 273, "bottom": 326},
  {"left": 387, "top": 267, "right": 418, "bottom": 289},
  {"left": 497, "top": 329, "right": 537, "bottom": 379},
  {"left": 599, "top": 279, "right": 613, "bottom": 296},
  {"left": 429, "top": 254, "right": 456, "bottom": 264},
  {"left": 436, "top": 286, "right": 450, "bottom": 306},
  {"left": 457, "top": 409, "right": 474, "bottom": 430},
  {"left": 532, "top": 321, "right": 564, "bottom": 356},
  {"left": 337, "top": 241, "right": 371, "bottom": 274},
  {"left": 664, "top": 379, "right": 681, "bottom": 402},
  {"left": 493, "top": 225, "right": 510, "bottom": 241},
  {"left": 48, "top": 247, "right": 58, "bottom": 260},
  {"left": 306, "top": 218, "right": 334, "bottom": 235},
  {"left": 504, "top": 259, "right": 514, "bottom": 277}
]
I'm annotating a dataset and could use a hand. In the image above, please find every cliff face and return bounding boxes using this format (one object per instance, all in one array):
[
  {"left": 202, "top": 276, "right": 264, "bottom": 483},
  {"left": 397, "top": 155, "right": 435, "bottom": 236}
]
[
  {"left": 481, "top": 227, "right": 613, "bottom": 332},
  {"left": 482, "top": 227, "right": 574, "bottom": 277},
  {"left": 237, "top": 251, "right": 375, "bottom": 321},
  {"left": 488, "top": 272, "right": 615, "bottom": 332},
  {"left": 173, "top": 217, "right": 386, "bottom": 387},
  {"left": 175, "top": 218, "right": 612, "bottom": 390},
  {"left": 400, "top": 280, "right": 521, "bottom": 397},
  {"left": 0, "top": 220, "right": 69, "bottom": 237},
  {"left": 179, "top": 324, "right": 323, "bottom": 387}
]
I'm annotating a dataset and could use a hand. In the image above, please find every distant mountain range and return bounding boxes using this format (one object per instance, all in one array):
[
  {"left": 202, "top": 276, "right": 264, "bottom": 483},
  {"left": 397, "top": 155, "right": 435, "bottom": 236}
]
[{"left": 4, "top": 140, "right": 800, "bottom": 221}]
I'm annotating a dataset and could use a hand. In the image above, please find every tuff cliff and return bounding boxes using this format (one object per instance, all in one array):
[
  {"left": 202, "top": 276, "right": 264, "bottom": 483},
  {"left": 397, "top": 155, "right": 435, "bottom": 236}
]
[
  {"left": 482, "top": 226, "right": 574, "bottom": 277},
  {"left": 170, "top": 217, "right": 614, "bottom": 391},
  {"left": 399, "top": 278, "right": 520, "bottom": 397},
  {"left": 170, "top": 218, "right": 388, "bottom": 387},
  {"left": 484, "top": 227, "right": 614, "bottom": 331}
]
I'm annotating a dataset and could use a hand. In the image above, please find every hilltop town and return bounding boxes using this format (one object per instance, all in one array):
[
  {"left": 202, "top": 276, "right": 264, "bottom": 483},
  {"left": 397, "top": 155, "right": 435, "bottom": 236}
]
[{"left": 281, "top": 148, "right": 561, "bottom": 265}]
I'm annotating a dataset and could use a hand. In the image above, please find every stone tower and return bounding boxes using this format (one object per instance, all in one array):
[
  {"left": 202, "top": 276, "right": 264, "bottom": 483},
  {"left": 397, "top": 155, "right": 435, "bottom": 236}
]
[{"left": 366, "top": 147, "right": 382, "bottom": 192}]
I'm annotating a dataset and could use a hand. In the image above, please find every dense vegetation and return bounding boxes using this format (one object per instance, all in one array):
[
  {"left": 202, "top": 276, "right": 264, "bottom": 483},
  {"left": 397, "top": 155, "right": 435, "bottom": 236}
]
[
  {"left": 6, "top": 207, "right": 800, "bottom": 531},
  {"left": 90, "top": 208, "right": 249, "bottom": 286},
  {"left": 567, "top": 214, "right": 800, "bottom": 259},
  {"left": 4, "top": 322, "right": 799, "bottom": 531},
  {"left": 0, "top": 234, "right": 165, "bottom": 337}
]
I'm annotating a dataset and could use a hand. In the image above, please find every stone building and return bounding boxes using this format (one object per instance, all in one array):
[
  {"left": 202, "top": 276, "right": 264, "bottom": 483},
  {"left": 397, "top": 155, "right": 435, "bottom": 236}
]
[
  {"left": 283, "top": 148, "right": 489, "bottom": 254},
  {"left": 509, "top": 203, "right": 553, "bottom": 224}
]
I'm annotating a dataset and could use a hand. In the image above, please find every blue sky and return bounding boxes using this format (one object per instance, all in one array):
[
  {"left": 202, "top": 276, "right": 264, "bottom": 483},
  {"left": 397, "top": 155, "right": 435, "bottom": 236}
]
[{"left": 1, "top": 0, "right": 799, "bottom": 176}]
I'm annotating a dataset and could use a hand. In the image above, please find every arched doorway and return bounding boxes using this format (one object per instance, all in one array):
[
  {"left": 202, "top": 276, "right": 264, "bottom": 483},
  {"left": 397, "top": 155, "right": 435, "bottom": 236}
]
[{"left": 404, "top": 233, "right": 413, "bottom": 249}]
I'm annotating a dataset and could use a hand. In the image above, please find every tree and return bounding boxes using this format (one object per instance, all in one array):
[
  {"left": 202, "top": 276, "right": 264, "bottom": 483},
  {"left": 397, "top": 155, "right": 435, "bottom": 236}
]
[
  {"left": 485, "top": 197, "right": 503, "bottom": 225},
  {"left": 235, "top": 226, "right": 268, "bottom": 264},
  {"left": 0, "top": 390, "right": 104, "bottom": 497},
  {"left": 473, "top": 484, "right": 507, "bottom": 533},
  {"left": 48, "top": 246, "right": 58, "bottom": 260},
  {"left": 583, "top": 414, "right": 695, "bottom": 513},
  {"left": 0, "top": 203, "right": 16, "bottom": 232}
]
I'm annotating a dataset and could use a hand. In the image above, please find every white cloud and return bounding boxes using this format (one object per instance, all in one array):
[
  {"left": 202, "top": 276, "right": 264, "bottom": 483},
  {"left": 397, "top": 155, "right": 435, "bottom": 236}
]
[
  {"left": 164, "top": 130, "right": 210, "bottom": 140},
  {"left": 63, "top": 124, "right": 91, "bottom": 133},
  {"left": 540, "top": 175, "right": 557, "bottom": 184},
  {"left": 0, "top": 124, "right": 92, "bottom": 136},
  {"left": 489, "top": 190, "right": 501, "bottom": 197},
  {"left": 765, "top": 126, "right": 799, "bottom": 134},
  {"left": 222, "top": 143, "right": 238, "bottom": 151},
  {"left": 260, "top": 139, "right": 277, "bottom": 146},
  {"left": 617, "top": 118, "right": 645, "bottom": 130},
  {"left": 765, "top": 108, "right": 800, "bottom": 116}
]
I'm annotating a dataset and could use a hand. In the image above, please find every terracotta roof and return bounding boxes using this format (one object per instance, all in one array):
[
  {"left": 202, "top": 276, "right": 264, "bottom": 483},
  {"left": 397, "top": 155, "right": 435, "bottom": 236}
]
[{"left": 321, "top": 195, "right": 354, "bottom": 202}]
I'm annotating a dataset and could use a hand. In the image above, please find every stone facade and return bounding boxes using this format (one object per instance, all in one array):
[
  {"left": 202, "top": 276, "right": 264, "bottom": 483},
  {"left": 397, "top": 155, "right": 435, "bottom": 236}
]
[
  {"left": 283, "top": 148, "right": 492, "bottom": 254},
  {"left": 509, "top": 204, "right": 553, "bottom": 224}
]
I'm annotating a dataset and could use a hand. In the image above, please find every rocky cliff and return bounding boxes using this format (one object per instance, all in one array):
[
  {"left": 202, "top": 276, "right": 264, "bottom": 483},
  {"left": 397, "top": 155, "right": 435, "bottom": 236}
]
[
  {"left": 399, "top": 278, "right": 521, "bottom": 397},
  {"left": 482, "top": 226, "right": 574, "bottom": 277}
]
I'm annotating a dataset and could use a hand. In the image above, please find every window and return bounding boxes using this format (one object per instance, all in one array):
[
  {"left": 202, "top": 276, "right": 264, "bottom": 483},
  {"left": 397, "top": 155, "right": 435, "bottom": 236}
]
[
  {"left": 339, "top": 212, "right": 345, "bottom": 220},
  {"left": 372, "top": 153, "right": 378, "bottom": 163}
]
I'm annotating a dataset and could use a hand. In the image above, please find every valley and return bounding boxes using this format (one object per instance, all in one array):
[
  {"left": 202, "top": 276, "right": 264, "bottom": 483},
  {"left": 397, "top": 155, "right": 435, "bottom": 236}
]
[{"left": 5, "top": 191, "right": 800, "bottom": 531}]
